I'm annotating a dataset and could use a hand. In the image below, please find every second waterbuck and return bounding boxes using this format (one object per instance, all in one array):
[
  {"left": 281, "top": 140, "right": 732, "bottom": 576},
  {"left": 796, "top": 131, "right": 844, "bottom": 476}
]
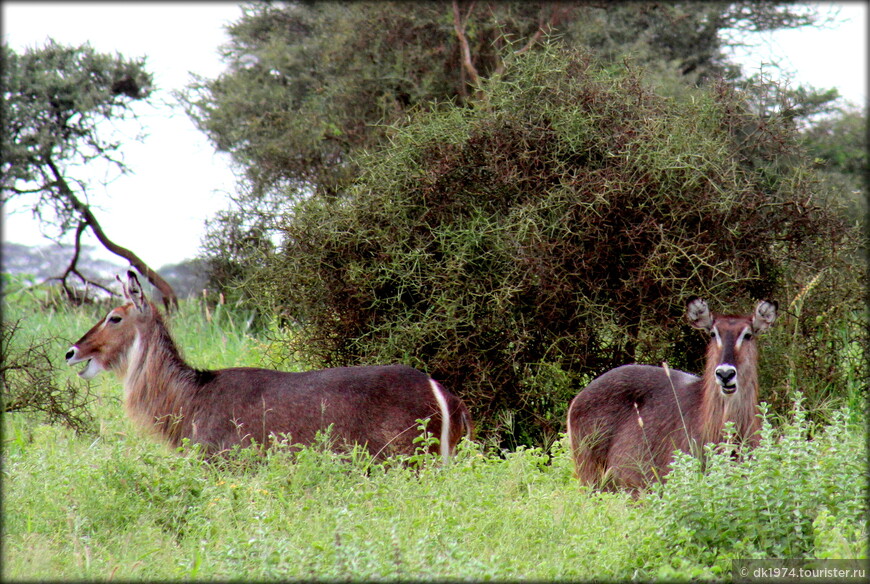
[
  {"left": 66, "top": 271, "right": 471, "bottom": 460},
  {"left": 567, "top": 298, "right": 777, "bottom": 491}
]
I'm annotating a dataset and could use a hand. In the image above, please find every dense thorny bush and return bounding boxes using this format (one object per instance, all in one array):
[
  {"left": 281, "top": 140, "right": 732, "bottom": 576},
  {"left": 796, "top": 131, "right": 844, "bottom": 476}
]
[
  {"left": 249, "top": 46, "right": 861, "bottom": 447},
  {"left": 648, "top": 400, "right": 866, "bottom": 571}
]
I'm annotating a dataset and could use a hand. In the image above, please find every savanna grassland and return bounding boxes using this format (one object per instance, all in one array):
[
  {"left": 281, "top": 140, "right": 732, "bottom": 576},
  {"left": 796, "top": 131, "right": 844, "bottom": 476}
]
[{"left": 2, "top": 279, "right": 866, "bottom": 581}]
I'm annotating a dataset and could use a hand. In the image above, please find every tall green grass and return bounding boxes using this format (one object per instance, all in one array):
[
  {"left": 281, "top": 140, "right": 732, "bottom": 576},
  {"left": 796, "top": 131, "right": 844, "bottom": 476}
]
[{"left": 2, "top": 286, "right": 866, "bottom": 580}]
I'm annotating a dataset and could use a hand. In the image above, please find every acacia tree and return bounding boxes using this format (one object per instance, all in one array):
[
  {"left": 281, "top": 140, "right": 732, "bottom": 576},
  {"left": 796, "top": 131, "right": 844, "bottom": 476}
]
[
  {"left": 178, "top": 2, "right": 856, "bottom": 445},
  {"left": 182, "top": 1, "right": 827, "bottom": 295},
  {"left": 1, "top": 41, "right": 177, "bottom": 308}
]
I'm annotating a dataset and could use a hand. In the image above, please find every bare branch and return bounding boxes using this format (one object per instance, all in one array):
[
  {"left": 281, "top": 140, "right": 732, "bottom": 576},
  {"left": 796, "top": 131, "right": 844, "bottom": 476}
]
[
  {"left": 452, "top": 0, "right": 482, "bottom": 96},
  {"left": 1, "top": 320, "right": 95, "bottom": 434},
  {"left": 487, "top": 3, "right": 577, "bottom": 82},
  {"left": 512, "top": 4, "right": 575, "bottom": 63},
  {"left": 5, "top": 185, "right": 46, "bottom": 196},
  {"left": 44, "top": 156, "right": 179, "bottom": 310},
  {"left": 50, "top": 221, "right": 118, "bottom": 302},
  {"left": 60, "top": 221, "right": 87, "bottom": 301}
]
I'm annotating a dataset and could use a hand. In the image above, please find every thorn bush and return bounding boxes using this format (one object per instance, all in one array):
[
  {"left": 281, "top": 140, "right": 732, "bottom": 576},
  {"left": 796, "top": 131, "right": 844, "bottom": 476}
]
[
  {"left": 250, "top": 45, "right": 862, "bottom": 448},
  {"left": 1, "top": 319, "right": 95, "bottom": 434}
]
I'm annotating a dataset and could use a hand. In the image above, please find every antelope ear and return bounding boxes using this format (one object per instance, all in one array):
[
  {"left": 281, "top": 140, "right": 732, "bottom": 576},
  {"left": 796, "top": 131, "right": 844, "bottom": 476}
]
[
  {"left": 122, "top": 270, "right": 150, "bottom": 313},
  {"left": 752, "top": 300, "right": 778, "bottom": 334},
  {"left": 686, "top": 297, "right": 713, "bottom": 332}
]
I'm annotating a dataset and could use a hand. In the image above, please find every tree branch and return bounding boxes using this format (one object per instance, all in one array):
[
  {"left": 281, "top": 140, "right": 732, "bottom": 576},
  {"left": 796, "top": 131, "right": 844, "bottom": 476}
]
[
  {"left": 520, "top": 5, "right": 575, "bottom": 55},
  {"left": 44, "top": 156, "right": 178, "bottom": 310},
  {"left": 50, "top": 221, "right": 118, "bottom": 302},
  {"left": 59, "top": 221, "right": 87, "bottom": 302},
  {"left": 452, "top": 0, "right": 482, "bottom": 98},
  {"left": 456, "top": 2, "right": 575, "bottom": 89}
]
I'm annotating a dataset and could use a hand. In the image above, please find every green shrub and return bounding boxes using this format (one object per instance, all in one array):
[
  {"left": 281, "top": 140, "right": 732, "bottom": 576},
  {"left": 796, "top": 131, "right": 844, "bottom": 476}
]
[
  {"left": 759, "top": 286, "right": 867, "bottom": 422},
  {"left": 248, "top": 44, "right": 861, "bottom": 447},
  {"left": 648, "top": 399, "right": 867, "bottom": 574},
  {"left": 1, "top": 319, "right": 95, "bottom": 434}
]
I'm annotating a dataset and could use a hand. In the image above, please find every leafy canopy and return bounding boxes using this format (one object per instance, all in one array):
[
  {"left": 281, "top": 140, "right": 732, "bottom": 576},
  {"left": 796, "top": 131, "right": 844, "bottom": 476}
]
[
  {"left": 181, "top": 1, "right": 828, "bottom": 287},
  {"left": 2, "top": 40, "right": 152, "bottom": 234},
  {"left": 2, "top": 41, "right": 181, "bottom": 307}
]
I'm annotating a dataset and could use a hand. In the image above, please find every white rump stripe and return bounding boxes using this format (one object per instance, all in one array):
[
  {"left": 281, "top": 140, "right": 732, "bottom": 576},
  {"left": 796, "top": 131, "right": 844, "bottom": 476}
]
[{"left": 429, "top": 379, "right": 451, "bottom": 463}]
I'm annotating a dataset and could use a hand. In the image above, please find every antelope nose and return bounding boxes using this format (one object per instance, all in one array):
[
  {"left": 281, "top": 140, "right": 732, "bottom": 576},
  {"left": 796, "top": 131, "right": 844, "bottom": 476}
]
[{"left": 715, "top": 365, "right": 737, "bottom": 387}]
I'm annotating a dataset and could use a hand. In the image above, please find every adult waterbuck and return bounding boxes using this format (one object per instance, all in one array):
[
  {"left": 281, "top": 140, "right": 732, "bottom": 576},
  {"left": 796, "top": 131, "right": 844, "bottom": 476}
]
[
  {"left": 566, "top": 298, "right": 778, "bottom": 491},
  {"left": 66, "top": 271, "right": 471, "bottom": 460}
]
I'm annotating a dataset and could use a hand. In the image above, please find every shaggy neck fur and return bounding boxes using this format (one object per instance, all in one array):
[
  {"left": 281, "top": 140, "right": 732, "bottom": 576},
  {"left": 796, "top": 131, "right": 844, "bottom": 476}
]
[
  {"left": 119, "top": 305, "right": 203, "bottom": 447},
  {"left": 698, "top": 340, "right": 760, "bottom": 446}
]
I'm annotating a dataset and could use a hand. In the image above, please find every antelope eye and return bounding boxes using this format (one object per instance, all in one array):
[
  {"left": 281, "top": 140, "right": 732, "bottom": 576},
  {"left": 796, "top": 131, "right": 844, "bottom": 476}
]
[
  {"left": 108, "top": 315, "right": 122, "bottom": 324},
  {"left": 743, "top": 332, "right": 753, "bottom": 341},
  {"left": 709, "top": 330, "right": 717, "bottom": 338}
]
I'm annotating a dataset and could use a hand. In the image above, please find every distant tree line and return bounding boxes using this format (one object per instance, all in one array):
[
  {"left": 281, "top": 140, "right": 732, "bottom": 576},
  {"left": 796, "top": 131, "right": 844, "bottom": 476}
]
[{"left": 1, "top": 243, "right": 208, "bottom": 302}]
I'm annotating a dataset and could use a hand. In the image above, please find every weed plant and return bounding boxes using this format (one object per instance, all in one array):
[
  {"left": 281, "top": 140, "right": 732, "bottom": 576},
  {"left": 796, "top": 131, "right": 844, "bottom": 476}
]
[
  {"left": 649, "top": 398, "right": 867, "bottom": 578},
  {"left": 2, "top": 318, "right": 96, "bottom": 433},
  {"left": 5, "top": 415, "right": 654, "bottom": 580}
]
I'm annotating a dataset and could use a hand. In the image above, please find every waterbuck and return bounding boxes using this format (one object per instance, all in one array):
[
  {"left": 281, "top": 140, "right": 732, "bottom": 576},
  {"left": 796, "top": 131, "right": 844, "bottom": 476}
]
[
  {"left": 566, "top": 298, "right": 777, "bottom": 490},
  {"left": 66, "top": 271, "right": 471, "bottom": 460}
]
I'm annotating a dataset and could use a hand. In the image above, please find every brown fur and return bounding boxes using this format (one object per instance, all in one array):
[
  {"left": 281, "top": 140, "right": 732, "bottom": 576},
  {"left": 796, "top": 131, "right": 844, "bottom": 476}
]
[
  {"left": 67, "top": 272, "right": 472, "bottom": 459},
  {"left": 566, "top": 298, "right": 776, "bottom": 491}
]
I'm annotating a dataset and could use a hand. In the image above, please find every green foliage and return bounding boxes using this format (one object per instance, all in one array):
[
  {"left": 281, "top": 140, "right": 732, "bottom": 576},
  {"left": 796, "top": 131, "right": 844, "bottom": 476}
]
[
  {"left": 4, "top": 422, "right": 648, "bottom": 580},
  {"left": 801, "top": 106, "right": 868, "bottom": 229},
  {"left": 803, "top": 107, "right": 868, "bottom": 177},
  {"left": 184, "top": 1, "right": 824, "bottom": 201},
  {"left": 184, "top": 1, "right": 572, "bottom": 297},
  {"left": 0, "top": 40, "right": 177, "bottom": 303},
  {"left": 249, "top": 45, "right": 861, "bottom": 447},
  {"left": 649, "top": 400, "right": 867, "bottom": 574},
  {"left": 1, "top": 319, "right": 95, "bottom": 434},
  {"left": 182, "top": 1, "right": 829, "bottom": 298},
  {"left": 1, "top": 40, "right": 152, "bottom": 235},
  {"left": 755, "top": 268, "right": 867, "bottom": 421},
  {"left": 1, "top": 274, "right": 101, "bottom": 434}
]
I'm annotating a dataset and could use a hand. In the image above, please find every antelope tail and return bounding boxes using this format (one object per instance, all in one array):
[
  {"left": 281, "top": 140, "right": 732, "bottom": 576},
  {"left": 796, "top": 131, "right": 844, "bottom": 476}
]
[{"left": 429, "top": 378, "right": 452, "bottom": 463}]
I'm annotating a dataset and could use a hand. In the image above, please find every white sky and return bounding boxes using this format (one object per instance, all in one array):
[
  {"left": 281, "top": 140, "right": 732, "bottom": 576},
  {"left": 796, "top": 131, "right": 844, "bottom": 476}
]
[
  {"left": 1, "top": 2, "right": 867, "bottom": 269},
  {"left": 725, "top": 2, "right": 866, "bottom": 108},
  {"left": 2, "top": 2, "right": 243, "bottom": 268}
]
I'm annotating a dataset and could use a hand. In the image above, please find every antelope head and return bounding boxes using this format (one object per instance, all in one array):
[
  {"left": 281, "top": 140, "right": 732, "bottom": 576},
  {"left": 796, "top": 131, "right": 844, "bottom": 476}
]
[
  {"left": 686, "top": 297, "right": 778, "bottom": 396},
  {"left": 66, "top": 271, "right": 152, "bottom": 380}
]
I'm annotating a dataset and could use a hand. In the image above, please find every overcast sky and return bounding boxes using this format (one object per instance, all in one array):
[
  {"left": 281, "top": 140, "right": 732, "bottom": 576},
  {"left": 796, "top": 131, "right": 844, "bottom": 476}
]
[
  {"left": 2, "top": 2, "right": 243, "bottom": 268},
  {"left": 2, "top": 2, "right": 867, "bottom": 269}
]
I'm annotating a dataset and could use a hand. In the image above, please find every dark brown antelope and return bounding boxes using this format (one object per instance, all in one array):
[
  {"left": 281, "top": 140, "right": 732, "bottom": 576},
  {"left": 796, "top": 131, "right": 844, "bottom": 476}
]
[
  {"left": 566, "top": 298, "right": 777, "bottom": 491},
  {"left": 66, "top": 271, "right": 471, "bottom": 460}
]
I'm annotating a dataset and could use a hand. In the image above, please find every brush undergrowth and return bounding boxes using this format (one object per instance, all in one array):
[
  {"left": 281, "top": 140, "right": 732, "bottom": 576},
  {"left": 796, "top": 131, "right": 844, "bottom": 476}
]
[
  {"left": 2, "top": 289, "right": 866, "bottom": 581},
  {"left": 649, "top": 399, "right": 867, "bottom": 579}
]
